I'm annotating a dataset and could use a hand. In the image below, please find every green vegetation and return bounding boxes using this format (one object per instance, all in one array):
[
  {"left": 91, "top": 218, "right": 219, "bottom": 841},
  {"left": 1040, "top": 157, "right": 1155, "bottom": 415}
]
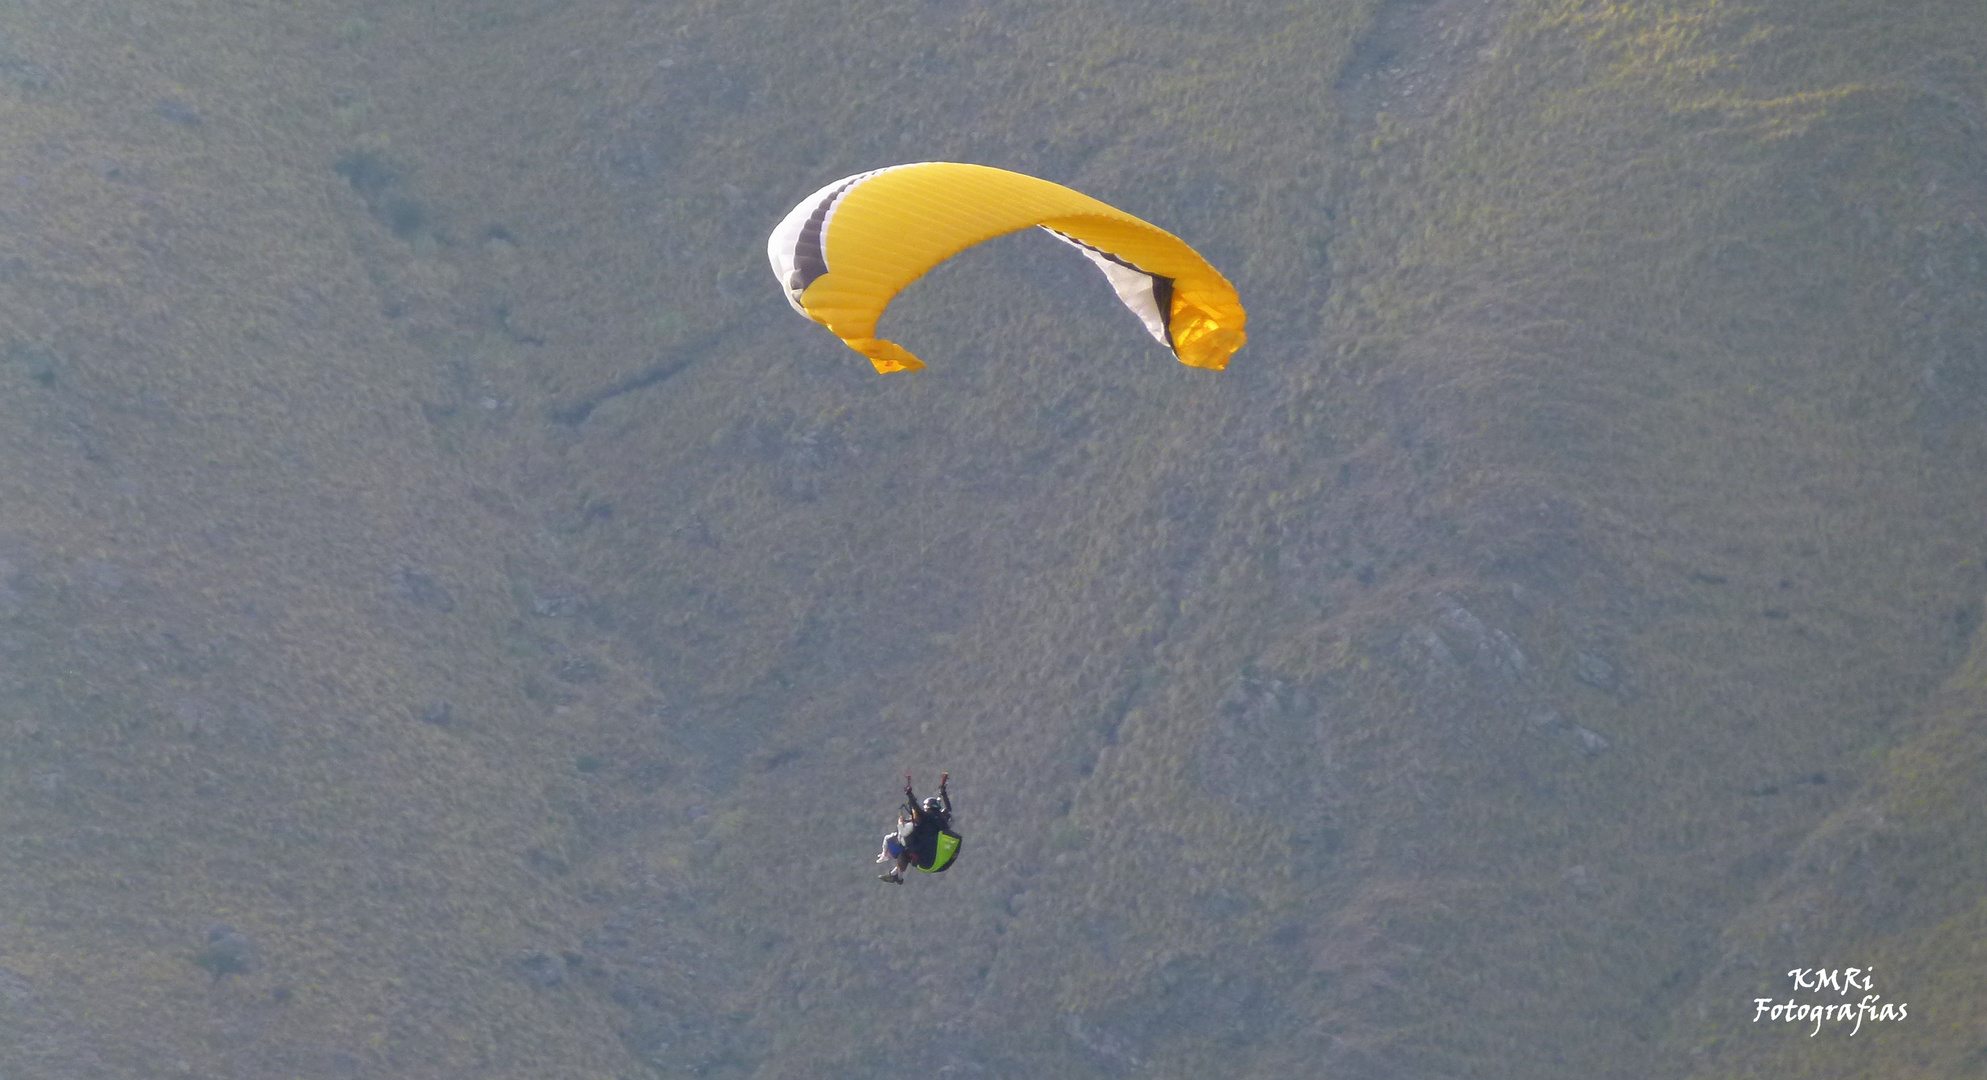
[{"left": 0, "top": 0, "right": 1981, "bottom": 1077}]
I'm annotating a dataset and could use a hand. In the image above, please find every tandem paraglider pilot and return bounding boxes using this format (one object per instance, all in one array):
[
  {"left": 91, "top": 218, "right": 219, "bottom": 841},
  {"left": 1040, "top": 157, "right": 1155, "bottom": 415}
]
[{"left": 877, "top": 772, "right": 961, "bottom": 884}]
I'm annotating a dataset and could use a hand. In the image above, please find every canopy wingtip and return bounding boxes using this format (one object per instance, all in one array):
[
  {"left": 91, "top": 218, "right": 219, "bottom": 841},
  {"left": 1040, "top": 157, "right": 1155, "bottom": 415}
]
[{"left": 849, "top": 337, "right": 926, "bottom": 374}]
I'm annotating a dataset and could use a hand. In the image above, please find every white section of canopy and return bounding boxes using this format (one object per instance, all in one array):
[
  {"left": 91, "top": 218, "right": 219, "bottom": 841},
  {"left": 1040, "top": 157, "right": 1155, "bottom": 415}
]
[
  {"left": 765, "top": 165, "right": 912, "bottom": 315},
  {"left": 1043, "top": 227, "right": 1171, "bottom": 349}
]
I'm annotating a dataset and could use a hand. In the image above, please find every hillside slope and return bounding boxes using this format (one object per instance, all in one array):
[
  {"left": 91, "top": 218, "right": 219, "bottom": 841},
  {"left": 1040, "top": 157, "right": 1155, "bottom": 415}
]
[{"left": 0, "top": 1, "right": 1982, "bottom": 1078}]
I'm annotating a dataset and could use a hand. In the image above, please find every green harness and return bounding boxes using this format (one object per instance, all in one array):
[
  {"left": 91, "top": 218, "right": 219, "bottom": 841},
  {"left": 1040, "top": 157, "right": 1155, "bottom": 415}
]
[{"left": 919, "top": 830, "right": 962, "bottom": 873}]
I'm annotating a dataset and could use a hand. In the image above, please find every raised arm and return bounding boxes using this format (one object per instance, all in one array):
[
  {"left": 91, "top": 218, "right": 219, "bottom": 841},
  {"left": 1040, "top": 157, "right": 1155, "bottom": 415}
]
[{"left": 938, "top": 771, "right": 952, "bottom": 816}]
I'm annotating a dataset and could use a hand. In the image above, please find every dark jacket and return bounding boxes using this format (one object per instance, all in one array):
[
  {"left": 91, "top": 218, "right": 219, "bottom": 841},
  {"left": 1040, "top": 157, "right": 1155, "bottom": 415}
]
[{"left": 901, "top": 783, "right": 953, "bottom": 868}]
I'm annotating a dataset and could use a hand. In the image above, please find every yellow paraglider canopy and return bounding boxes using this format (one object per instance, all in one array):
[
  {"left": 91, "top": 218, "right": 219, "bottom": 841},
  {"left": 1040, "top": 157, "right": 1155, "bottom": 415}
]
[{"left": 767, "top": 162, "right": 1246, "bottom": 373}]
